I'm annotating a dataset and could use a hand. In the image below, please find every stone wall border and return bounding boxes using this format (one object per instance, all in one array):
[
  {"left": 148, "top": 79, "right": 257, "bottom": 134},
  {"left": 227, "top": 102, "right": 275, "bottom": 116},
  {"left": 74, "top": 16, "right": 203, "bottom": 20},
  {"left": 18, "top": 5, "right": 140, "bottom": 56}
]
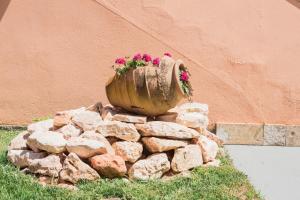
[
  {"left": 0, "top": 125, "right": 26, "bottom": 131},
  {"left": 216, "top": 123, "right": 300, "bottom": 146}
]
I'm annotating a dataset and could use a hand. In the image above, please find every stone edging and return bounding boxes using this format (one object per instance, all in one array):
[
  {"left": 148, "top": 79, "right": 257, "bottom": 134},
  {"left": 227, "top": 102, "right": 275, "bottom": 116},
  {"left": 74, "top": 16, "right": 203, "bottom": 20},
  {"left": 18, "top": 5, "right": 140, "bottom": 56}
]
[
  {"left": 216, "top": 123, "right": 300, "bottom": 146},
  {"left": 0, "top": 125, "right": 27, "bottom": 131}
]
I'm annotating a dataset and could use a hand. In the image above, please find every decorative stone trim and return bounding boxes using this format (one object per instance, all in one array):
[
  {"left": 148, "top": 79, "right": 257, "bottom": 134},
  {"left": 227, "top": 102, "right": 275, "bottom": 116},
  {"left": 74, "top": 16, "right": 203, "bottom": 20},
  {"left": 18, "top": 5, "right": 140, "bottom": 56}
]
[{"left": 217, "top": 123, "right": 300, "bottom": 146}]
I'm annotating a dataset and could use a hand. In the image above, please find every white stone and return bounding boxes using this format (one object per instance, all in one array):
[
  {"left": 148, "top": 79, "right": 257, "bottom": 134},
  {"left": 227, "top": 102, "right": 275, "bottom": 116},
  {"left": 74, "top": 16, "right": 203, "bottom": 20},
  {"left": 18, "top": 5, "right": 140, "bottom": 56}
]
[
  {"left": 8, "top": 131, "right": 30, "bottom": 150},
  {"left": 176, "top": 112, "right": 209, "bottom": 129},
  {"left": 59, "top": 153, "right": 100, "bottom": 183},
  {"left": 142, "top": 137, "right": 188, "bottom": 153},
  {"left": 203, "top": 159, "right": 221, "bottom": 167},
  {"left": 128, "top": 153, "right": 170, "bottom": 180},
  {"left": 264, "top": 124, "right": 286, "bottom": 146},
  {"left": 28, "top": 154, "right": 63, "bottom": 177},
  {"left": 101, "top": 104, "right": 119, "bottom": 120},
  {"left": 72, "top": 110, "right": 102, "bottom": 131},
  {"left": 178, "top": 102, "right": 208, "bottom": 115},
  {"left": 27, "top": 119, "right": 53, "bottom": 133},
  {"left": 112, "top": 141, "right": 143, "bottom": 163},
  {"left": 96, "top": 121, "right": 140, "bottom": 141},
  {"left": 203, "top": 130, "right": 224, "bottom": 146},
  {"left": 171, "top": 145, "right": 203, "bottom": 172},
  {"left": 135, "top": 121, "right": 199, "bottom": 139},
  {"left": 80, "top": 131, "right": 115, "bottom": 155},
  {"left": 7, "top": 150, "right": 47, "bottom": 168},
  {"left": 66, "top": 137, "right": 107, "bottom": 158},
  {"left": 27, "top": 131, "right": 67, "bottom": 153},
  {"left": 112, "top": 113, "right": 147, "bottom": 124},
  {"left": 192, "top": 135, "right": 218, "bottom": 163},
  {"left": 57, "top": 124, "right": 81, "bottom": 139}
]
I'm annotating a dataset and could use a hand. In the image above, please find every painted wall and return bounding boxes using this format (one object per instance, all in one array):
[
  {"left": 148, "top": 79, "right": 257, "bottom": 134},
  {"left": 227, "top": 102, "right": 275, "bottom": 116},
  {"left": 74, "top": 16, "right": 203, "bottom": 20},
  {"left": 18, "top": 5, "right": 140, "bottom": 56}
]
[{"left": 0, "top": 0, "right": 299, "bottom": 125}]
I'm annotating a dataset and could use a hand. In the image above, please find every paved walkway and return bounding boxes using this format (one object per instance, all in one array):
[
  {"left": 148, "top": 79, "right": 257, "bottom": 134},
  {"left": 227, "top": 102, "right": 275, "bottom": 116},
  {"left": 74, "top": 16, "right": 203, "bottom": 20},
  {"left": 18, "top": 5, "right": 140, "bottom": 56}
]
[{"left": 225, "top": 145, "right": 300, "bottom": 200}]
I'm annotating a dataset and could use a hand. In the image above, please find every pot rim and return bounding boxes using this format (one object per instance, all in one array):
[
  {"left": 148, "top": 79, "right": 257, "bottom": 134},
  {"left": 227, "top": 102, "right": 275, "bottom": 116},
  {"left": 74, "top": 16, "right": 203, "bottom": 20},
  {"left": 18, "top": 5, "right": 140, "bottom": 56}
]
[{"left": 173, "top": 59, "right": 188, "bottom": 98}]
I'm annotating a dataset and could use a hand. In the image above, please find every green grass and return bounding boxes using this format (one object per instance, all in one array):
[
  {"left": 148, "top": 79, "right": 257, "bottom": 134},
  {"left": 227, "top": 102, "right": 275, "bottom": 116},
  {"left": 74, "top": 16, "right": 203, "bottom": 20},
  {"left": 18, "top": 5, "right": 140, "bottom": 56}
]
[{"left": 0, "top": 130, "right": 262, "bottom": 200}]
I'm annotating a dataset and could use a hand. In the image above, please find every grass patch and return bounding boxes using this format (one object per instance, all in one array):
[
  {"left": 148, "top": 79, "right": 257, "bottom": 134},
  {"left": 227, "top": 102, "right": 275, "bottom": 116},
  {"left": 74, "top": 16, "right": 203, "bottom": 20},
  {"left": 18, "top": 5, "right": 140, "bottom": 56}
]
[{"left": 0, "top": 130, "right": 262, "bottom": 200}]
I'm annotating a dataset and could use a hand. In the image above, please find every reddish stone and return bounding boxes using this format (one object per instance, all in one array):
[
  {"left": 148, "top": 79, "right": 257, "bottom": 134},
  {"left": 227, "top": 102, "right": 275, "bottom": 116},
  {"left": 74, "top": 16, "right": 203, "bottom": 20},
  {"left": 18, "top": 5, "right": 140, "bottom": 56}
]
[{"left": 90, "top": 154, "right": 126, "bottom": 178}]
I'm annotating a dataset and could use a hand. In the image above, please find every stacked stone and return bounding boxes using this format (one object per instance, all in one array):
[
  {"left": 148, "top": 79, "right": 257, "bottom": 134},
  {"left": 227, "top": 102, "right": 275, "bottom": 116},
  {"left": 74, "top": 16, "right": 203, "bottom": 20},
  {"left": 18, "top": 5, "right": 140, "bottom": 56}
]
[{"left": 7, "top": 102, "right": 223, "bottom": 187}]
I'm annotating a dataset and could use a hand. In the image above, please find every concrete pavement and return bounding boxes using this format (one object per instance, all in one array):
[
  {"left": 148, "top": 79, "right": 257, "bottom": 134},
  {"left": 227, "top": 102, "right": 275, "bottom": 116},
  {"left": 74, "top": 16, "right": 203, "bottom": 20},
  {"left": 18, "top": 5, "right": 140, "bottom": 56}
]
[{"left": 225, "top": 145, "right": 300, "bottom": 200}]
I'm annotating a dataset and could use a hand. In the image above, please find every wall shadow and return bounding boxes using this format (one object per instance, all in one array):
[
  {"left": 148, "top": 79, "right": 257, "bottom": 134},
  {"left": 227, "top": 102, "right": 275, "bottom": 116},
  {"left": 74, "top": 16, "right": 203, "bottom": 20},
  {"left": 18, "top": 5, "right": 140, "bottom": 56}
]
[
  {"left": 286, "top": 0, "right": 300, "bottom": 10},
  {"left": 0, "top": 0, "right": 11, "bottom": 22}
]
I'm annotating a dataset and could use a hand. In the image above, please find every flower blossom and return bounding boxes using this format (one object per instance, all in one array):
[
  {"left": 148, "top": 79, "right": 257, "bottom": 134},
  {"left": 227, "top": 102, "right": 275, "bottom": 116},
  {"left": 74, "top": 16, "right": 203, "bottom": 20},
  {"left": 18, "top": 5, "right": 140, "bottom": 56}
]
[
  {"left": 164, "top": 52, "right": 172, "bottom": 57},
  {"left": 180, "top": 71, "right": 189, "bottom": 81},
  {"left": 152, "top": 57, "right": 160, "bottom": 66},
  {"left": 142, "top": 53, "right": 152, "bottom": 62},
  {"left": 115, "top": 58, "right": 126, "bottom": 65},
  {"left": 133, "top": 53, "right": 142, "bottom": 61}
]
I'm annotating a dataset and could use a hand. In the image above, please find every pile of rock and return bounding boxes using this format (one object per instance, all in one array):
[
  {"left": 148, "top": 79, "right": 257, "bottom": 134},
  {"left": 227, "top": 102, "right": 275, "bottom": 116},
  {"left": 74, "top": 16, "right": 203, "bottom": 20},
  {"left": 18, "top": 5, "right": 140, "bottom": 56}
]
[{"left": 7, "top": 102, "right": 223, "bottom": 187}]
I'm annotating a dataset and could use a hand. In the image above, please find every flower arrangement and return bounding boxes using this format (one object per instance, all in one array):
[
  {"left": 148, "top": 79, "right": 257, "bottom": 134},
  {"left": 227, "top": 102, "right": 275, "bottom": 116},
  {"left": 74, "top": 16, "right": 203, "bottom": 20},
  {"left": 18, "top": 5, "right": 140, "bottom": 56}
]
[
  {"left": 179, "top": 65, "right": 193, "bottom": 96},
  {"left": 112, "top": 52, "right": 193, "bottom": 96}
]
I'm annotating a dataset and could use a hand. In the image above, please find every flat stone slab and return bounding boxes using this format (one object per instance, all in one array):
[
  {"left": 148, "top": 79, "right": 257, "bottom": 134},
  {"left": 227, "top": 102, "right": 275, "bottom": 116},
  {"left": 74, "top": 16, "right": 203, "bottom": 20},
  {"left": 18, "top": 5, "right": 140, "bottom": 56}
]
[
  {"left": 217, "top": 123, "right": 300, "bottom": 146},
  {"left": 264, "top": 124, "right": 300, "bottom": 146},
  {"left": 216, "top": 123, "right": 264, "bottom": 145}
]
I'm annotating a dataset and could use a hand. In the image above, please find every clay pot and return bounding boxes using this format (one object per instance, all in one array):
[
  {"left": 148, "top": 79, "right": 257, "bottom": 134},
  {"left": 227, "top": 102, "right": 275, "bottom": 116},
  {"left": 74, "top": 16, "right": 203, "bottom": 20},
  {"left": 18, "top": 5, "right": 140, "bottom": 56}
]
[{"left": 105, "top": 56, "right": 187, "bottom": 116}]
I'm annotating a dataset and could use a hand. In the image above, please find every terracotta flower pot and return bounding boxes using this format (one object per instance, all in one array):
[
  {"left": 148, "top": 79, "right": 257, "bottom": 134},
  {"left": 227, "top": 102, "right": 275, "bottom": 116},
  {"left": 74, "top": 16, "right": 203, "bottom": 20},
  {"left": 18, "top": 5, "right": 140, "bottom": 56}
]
[{"left": 105, "top": 56, "right": 187, "bottom": 116}]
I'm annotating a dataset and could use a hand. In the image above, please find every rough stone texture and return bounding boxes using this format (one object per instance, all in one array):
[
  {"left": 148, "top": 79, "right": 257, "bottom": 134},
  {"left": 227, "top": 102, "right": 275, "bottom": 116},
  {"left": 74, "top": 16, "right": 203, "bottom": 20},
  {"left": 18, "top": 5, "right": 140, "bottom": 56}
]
[
  {"left": 54, "top": 108, "right": 84, "bottom": 126},
  {"left": 27, "top": 119, "right": 53, "bottom": 133},
  {"left": 53, "top": 113, "right": 71, "bottom": 129},
  {"left": 263, "top": 125, "right": 300, "bottom": 146},
  {"left": 80, "top": 131, "right": 115, "bottom": 155},
  {"left": 8, "top": 131, "right": 30, "bottom": 150},
  {"left": 86, "top": 102, "right": 103, "bottom": 113},
  {"left": 155, "top": 112, "right": 178, "bottom": 122},
  {"left": 203, "top": 130, "right": 224, "bottom": 146},
  {"left": 27, "top": 131, "right": 67, "bottom": 153},
  {"left": 7, "top": 150, "right": 47, "bottom": 168},
  {"left": 101, "top": 105, "right": 120, "bottom": 120},
  {"left": 216, "top": 123, "right": 264, "bottom": 145},
  {"left": 135, "top": 121, "right": 199, "bottom": 139},
  {"left": 96, "top": 121, "right": 140, "bottom": 141},
  {"left": 176, "top": 112, "right": 209, "bottom": 129},
  {"left": 142, "top": 137, "right": 188, "bottom": 153},
  {"left": 28, "top": 154, "right": 63, "bottom": 177},
  {"left": 285, "top": 125, "right": 300, "bottom": 147},
  {"left": 72, "top": 110, "right": 102, "bottom": 131},
  {"left": 264, "top": 124, "right": 286, "bottom": 146},
  {"left": 66, "top": 137, "right": 108, "bottom": 158},
  {"left": 191, "top": 135, "right": 218, "bottom": 163},
  {"left": 171, "top": 145, "right": 203, "bottom": 172},
  {"left": 112, "top": 113, "right": 147, "bottom": 124},
  {"left": 90, "top": 154, "right": 126, "bottom": 178},
  {"left": 57, "top": 124, "right": 81, "bottom": 139},
  {"left": 112, "top": 141, "right": 143, "bottom": 163},
  {"left": 178, "top": 103, "right": 208, "bottom": 115},
  {"left": 203, "top": 159, "right": 221, "bottom": 167},
  {"left": 59, "top": 153, "right": 100, "bottom": 183},
  {"left": 128, "top": 153, "right": 170, "bottom": 180}
]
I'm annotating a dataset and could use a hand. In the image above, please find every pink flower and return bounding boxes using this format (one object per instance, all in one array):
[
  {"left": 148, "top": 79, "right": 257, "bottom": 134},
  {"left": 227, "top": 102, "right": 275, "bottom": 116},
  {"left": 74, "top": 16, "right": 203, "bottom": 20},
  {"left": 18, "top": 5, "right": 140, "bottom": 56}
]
[
  {"left": 180, "top": 71, "right": 189, "bottom": 81},
  {"left": 142, "top": 53, "right": 152, "bottom": 62},
  {"left": 164, "top": 52, "right": 172, "bottom": 57},
  {"left": 133, "top": 53, "right": 142, "bottom": 61},
  {"left": 152, "top": 57, "right": 160, "bottom": 66},
  {"left": 115, "top": 58, "right": 126, "bottom": 65}
]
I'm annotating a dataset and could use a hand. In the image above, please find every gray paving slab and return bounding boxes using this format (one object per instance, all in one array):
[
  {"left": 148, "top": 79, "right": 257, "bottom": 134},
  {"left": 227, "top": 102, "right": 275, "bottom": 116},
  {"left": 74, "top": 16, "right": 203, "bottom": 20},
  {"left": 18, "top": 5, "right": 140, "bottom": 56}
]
[{"left": 225, "top": 145, "right": 300, "bottom": 200}]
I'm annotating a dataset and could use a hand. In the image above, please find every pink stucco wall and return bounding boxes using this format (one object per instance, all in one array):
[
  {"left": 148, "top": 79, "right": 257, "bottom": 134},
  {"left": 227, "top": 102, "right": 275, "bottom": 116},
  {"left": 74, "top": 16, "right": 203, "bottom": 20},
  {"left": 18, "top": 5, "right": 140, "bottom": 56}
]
[{"left": 0, "top": 0, "right": 299, "bottom": 125}]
